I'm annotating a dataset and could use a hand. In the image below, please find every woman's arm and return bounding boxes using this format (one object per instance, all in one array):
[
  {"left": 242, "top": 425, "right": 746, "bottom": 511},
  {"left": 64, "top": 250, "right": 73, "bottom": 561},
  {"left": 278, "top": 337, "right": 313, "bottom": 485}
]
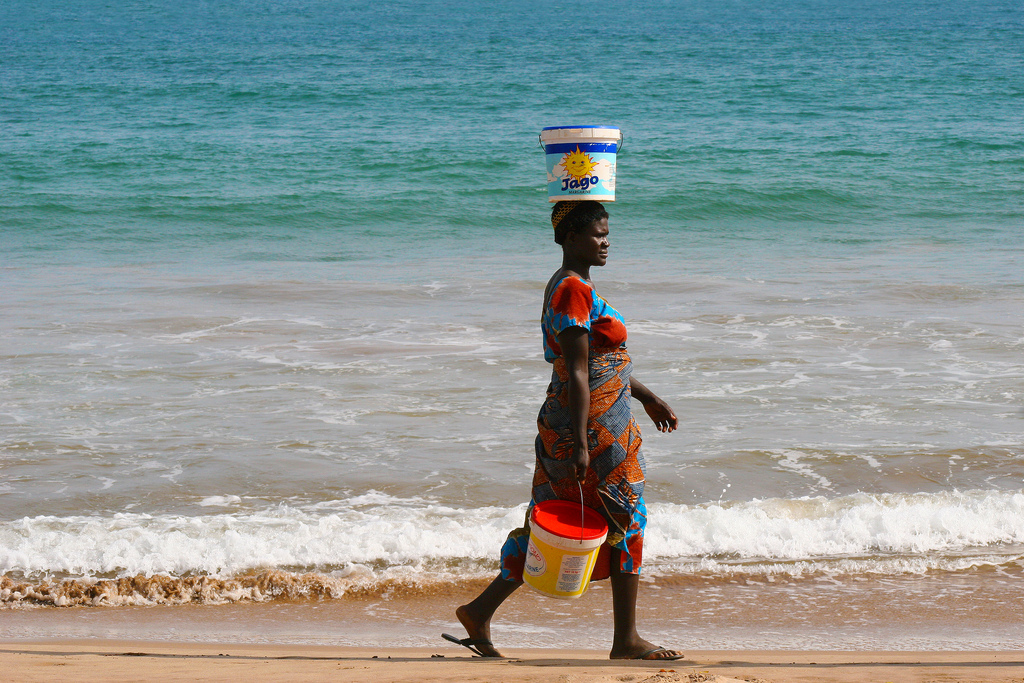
[
  {"left": 630, "top": 376, "right": 678, "bottom": 433},
  {"left": 558, "top": 326, "right": 591, "bottom": 481}
]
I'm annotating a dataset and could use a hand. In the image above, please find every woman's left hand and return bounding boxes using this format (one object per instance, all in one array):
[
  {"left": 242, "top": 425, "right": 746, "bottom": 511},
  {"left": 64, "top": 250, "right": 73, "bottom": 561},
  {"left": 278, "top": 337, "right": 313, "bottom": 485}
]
[
  {"left": 643, "top": 397, "right": 678, "bottom": 433},
  {"left": 630, "top": 377, "right": 678, "bottom": 433}
]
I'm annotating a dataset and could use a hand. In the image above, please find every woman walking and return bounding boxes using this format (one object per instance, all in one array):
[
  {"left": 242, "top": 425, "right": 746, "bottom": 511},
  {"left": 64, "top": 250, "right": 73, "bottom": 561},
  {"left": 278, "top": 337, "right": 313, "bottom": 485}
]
[{"left": 445, "top": 201, "right": 683, "bottom": 661}]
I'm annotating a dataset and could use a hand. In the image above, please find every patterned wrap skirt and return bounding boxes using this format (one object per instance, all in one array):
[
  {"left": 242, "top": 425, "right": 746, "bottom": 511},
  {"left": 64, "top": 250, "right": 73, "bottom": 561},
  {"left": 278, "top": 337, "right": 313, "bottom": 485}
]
[{"left": 500, "top": 349, "right": 647, "bottom": 581}]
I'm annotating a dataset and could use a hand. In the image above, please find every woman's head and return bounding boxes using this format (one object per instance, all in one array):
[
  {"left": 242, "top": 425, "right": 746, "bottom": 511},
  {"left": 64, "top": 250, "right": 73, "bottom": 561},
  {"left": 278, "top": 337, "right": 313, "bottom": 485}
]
[{"left": 551, "top": 201, "right": 609, "bottom": 245}]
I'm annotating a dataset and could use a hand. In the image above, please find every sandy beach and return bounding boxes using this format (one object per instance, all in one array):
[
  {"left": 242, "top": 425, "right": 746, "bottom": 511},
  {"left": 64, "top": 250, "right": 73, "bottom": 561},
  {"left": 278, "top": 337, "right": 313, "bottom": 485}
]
[{"left": 2, "top": 641, "right": 1023, "bottom": 683}]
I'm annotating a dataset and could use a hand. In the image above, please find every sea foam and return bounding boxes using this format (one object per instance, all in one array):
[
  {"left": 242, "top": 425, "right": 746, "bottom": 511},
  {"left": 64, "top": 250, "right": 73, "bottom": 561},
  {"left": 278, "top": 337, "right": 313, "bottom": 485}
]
[{"left": 2, "top": 490, "right": 1022, "bottom": 584}]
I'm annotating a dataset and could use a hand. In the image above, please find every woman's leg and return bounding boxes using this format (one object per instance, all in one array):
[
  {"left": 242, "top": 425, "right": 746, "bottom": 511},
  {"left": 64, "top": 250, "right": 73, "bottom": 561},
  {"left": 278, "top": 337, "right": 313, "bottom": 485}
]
[
  {"left": 455, "top": 575, "right": 522, "bottom": 657},
  {"left": 608, "top": 549, "right": 684, "bottom": 660}
]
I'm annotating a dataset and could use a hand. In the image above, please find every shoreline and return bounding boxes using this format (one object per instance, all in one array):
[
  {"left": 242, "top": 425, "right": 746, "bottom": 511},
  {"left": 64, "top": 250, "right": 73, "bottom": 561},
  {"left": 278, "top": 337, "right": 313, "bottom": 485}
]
[
  {"left": 4, "top": 573, "right": 1023, "bottom": 651},
  {"left": 3, "top": 641, "right": 1024, "bottom": 683}
]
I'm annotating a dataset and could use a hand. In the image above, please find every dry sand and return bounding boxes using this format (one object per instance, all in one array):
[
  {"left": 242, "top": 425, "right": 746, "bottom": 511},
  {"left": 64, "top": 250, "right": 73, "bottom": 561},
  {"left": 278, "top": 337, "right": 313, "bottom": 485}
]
[{"left": 2, "top": 642, "right": 1023, "bottom": 683}]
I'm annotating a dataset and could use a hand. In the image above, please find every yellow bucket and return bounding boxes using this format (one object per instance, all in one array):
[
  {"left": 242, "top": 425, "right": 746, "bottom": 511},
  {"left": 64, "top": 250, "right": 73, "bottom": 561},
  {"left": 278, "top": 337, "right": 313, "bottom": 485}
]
[{"left": 522, "top": 499, "right": 608, "bottom": 599}]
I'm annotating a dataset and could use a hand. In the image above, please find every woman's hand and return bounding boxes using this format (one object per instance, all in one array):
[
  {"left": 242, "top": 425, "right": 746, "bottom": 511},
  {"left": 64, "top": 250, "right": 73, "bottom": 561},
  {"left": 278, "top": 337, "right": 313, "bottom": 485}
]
[
  {"left": 642, "top": 397, "right": 677, "bottom": 433},
  {"left": 571, "top": 443, "right": 590, "bottom": 481},
  {"left": 630, "top": 377, "right": 678, "bottom": 433}
]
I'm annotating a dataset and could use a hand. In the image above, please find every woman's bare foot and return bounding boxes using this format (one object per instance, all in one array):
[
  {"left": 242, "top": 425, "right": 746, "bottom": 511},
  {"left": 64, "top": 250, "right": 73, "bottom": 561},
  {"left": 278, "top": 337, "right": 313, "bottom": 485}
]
[
  {"left": 455, "top": 604, "right": 504, "bottom": 657},
  {"left": 609, "top": 636, "right": 684, "bottom": 661}
]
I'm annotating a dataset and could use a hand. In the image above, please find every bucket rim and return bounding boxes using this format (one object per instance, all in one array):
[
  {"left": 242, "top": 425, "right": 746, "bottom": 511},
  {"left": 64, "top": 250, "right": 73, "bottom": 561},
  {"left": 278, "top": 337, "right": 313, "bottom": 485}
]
[{"left": 541, "top": 124, "right": 619, "bottom": 131}]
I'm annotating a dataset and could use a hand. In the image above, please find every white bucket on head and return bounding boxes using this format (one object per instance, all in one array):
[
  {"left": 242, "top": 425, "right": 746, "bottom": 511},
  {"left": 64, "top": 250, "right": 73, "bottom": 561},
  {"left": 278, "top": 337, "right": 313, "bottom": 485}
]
[
  {"left": 522, "top": 499, "right": 608, "bottom": 599},
  {"left": 540, "top": 125, "right": 621, "bottom": 202}
]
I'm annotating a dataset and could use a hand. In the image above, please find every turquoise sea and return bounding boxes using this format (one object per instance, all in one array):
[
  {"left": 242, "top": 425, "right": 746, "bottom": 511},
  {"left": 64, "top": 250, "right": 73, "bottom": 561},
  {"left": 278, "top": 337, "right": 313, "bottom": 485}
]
[{"left": 2, "top": 0, "right": 1024, "bottom": 650}]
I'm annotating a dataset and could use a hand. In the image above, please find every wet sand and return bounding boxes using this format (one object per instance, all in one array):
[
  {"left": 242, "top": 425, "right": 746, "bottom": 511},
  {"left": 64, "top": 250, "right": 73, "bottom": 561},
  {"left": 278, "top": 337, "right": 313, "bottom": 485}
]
[
  {"left": 5, "top": 573, "right": 1023, "bottom": 651},
  {"left": 3, "top": 641, "right": 1024, "bottom": 683},
  {"left": 3, "top": 575, "right": 1024, "bottom": 681}
]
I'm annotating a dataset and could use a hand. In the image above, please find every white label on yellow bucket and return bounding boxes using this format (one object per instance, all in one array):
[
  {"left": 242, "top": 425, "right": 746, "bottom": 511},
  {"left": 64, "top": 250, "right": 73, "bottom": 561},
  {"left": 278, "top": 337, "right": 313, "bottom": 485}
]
[
  {"left": 555, "top": 553, "right": 590, "bottom": 593},
  {"left": 524, "top": 538, "right": 547, "bottom": 577}
]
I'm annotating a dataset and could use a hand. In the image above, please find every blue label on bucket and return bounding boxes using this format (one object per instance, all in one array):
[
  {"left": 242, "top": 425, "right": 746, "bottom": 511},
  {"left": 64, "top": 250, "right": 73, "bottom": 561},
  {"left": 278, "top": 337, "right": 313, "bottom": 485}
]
[{"left": 545, "top": 145, "right": 617, "bottom": 201}]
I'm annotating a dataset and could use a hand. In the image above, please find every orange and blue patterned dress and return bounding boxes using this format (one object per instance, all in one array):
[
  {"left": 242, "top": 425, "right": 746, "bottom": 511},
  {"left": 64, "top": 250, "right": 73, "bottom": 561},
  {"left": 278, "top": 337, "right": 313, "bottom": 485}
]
[{"left": 500, "top": 275, "right": 647, "bottom": 581}]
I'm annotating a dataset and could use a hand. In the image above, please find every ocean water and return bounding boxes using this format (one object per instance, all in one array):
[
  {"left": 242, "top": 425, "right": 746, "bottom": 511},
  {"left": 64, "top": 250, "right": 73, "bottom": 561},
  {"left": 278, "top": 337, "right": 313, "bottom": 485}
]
[{"left": 2, "top": 0, "right": 1024, "bottom": 649}]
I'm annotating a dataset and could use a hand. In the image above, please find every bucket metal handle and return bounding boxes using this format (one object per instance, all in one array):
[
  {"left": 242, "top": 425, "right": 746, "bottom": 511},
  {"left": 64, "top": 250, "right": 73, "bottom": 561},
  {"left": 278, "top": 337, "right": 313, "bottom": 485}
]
[{"left": 577, "top": 480, "right": 585, "bottom": 543}]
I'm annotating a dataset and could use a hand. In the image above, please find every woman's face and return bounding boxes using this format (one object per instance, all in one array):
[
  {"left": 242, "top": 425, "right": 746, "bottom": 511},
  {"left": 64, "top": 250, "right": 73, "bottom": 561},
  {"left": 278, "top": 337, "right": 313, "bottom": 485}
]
[{"left": 568, "top": 217, "right": 610, "bottom": 267}]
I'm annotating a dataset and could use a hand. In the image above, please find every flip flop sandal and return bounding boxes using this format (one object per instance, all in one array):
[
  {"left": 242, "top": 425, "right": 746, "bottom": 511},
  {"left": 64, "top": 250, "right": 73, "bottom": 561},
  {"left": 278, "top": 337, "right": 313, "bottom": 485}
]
[
  {"left": 634, "top": 646, "right": 685, "bottom": 661},
  {"left": 441, "top": 633, "right": 499, "bottom": 657}
]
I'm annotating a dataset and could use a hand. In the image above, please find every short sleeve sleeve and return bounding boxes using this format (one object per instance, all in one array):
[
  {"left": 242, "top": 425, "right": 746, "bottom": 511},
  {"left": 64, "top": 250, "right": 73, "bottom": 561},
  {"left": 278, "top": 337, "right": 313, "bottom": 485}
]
[{"left": 546, "top": 276, "right": 594, "bottom": 335}]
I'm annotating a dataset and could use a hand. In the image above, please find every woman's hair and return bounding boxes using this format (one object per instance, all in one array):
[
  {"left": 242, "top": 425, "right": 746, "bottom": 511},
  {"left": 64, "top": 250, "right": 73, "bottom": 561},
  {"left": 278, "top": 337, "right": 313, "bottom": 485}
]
[{"left": 551, "top": 201, "right": 608, "bottom": 245}]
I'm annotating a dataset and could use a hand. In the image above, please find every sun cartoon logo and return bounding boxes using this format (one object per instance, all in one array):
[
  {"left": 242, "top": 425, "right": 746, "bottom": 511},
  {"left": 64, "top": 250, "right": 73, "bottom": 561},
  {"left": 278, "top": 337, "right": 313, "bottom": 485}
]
[{"left": 559, "top": 146, "right": 598, "bottom": 181}]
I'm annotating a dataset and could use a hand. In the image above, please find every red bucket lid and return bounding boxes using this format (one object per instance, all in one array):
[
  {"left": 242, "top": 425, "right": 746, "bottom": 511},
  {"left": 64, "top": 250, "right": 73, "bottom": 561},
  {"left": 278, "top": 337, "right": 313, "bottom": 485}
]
[{"left": 531, "top": 500, "right": 608, "bottom": 541}]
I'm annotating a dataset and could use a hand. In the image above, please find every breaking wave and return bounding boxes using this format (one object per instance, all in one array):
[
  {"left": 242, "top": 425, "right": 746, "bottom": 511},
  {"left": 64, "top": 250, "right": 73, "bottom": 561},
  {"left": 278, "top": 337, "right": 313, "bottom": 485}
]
[{"left": 3, "top": 489, "right": 1023, "bottom": 607}]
